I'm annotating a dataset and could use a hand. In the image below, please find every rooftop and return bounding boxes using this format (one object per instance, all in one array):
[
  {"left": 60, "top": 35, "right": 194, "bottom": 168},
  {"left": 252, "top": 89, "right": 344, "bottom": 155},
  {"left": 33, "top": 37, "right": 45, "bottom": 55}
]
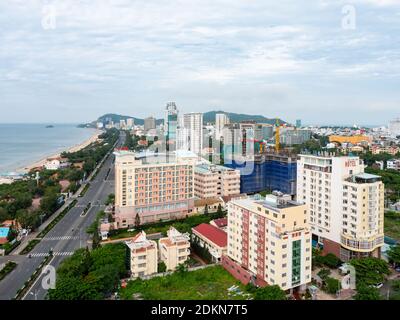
[
  {"left": 192, "top": 223, "right": 227, "bottom": 247},
  {"left": 0, "top": 227, "right": 10, "bottom": 238},
  {"left": 211, "top": 217, "right": 228, "bottom": 228},
  {"left": 347, "top": 172, "right": 382, "bottom": 184}
]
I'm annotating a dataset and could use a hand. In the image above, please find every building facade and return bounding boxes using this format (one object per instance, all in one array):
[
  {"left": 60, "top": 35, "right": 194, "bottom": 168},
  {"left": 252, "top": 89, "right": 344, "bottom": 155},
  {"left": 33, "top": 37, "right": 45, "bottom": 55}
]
[
  {"left": 177, "top": 112, "right": 204, "bottom": 155},
  {"left": 126, "top": 231, "right": 158, "bottom": 278},
  {"left": 164, "top": 102, "right": 179, "bottom": 151},
  {"left": 194, "top": 163, "right": 240, "bottom": 199},
  {"left": 192, "top": 223, "right": 228, "bottom": 263},
  {"left": 223, "top": 194, "right": 312, "bottom": 291},
  {"left": 215, "top": 113, "right": 230, "bottom": 140},
  {"left": 144, "top": 116, "right": 156, "bottom": 131},
  {"left": 297, "top": 154, "right": 384, "bottom": 261},
  {"left": 114, "top": 150, "right": 195, "bottom": 228},
  {"left": 225, "top": 153, "right": 297, "bottom": 196},
  {"left": 159, "top": 227, "right": 190, "bottom": 271}
]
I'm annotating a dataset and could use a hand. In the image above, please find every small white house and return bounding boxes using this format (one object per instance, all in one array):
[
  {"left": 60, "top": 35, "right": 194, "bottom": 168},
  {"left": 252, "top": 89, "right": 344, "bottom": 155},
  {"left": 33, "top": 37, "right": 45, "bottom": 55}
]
[{"left": 44, "top": 158, "right": 70, "bottom": 171}]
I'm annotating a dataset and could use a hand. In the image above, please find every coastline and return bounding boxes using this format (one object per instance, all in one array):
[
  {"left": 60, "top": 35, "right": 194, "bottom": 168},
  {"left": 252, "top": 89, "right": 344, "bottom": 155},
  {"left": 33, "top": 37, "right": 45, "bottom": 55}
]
[{"left": 15, "top": 129, "right": 103, "bottom": 174}]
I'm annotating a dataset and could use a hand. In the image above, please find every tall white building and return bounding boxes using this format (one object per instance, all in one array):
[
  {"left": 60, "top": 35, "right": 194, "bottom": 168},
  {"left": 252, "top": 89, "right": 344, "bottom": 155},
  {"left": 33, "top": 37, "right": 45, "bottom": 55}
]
[
  {"left": 297, "top": 154, "right": 384, "bottom": 261},
  {"left": 215, "top": 113, "right": 230, "bottom": 140},
  {"left": 126, "top": 118, "right": 134, "bottom": 130},
  {"left": 177, "top": 113, "right": 203, "bottom": 155},
  {"left": 389, "top": 117, "right": 400, "bottom": 137}
]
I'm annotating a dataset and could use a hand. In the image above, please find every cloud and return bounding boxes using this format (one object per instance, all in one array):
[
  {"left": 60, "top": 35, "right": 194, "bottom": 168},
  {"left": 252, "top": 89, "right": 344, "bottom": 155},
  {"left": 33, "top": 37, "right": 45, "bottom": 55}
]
[{"left": 0, "top": 0, "right": 399, "bottom": 125}]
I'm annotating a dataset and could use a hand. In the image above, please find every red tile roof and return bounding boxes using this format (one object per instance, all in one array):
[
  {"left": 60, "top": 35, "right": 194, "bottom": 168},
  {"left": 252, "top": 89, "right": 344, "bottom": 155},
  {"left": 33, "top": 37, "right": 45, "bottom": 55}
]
[
  {"left": 212, "top": 218, "right": 228, "bottom": 228},
  {"left": 192, "top": 223, "right": 227, "bottom": 248}
]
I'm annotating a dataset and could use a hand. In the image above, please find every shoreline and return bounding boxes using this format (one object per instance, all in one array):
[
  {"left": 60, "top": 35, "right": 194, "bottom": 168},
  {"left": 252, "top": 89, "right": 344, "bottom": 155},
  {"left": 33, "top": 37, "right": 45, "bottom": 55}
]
[{"left": 15, "top": 129, "right": 103, "bottom": 174}]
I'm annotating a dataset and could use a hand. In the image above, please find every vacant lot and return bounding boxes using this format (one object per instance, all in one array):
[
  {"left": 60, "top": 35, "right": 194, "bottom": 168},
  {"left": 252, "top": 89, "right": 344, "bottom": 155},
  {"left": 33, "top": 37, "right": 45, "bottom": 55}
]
[
  {"left": 119, "top": 266, "right": 250, "bottom": 300},
  {"left": 385, "top": 211, "right": 400, "bottom": 241}
]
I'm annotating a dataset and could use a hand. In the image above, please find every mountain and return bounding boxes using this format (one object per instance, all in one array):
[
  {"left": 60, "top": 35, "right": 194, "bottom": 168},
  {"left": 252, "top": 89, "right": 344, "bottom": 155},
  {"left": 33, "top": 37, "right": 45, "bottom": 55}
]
[
  {"left": 97, "top": 113, "right": 163, "bottom": 126},
  {"left": 203, "top": 111, "right": 286, "bottom": 125},
  {"left": 80, "top": 111, "right": 287, "bottom": 128}
]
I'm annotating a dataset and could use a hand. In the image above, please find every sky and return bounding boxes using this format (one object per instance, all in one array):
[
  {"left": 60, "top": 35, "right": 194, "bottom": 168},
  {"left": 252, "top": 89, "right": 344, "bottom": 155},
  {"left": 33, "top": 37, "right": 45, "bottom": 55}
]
[{"left": 0, "top": 0, "right": 399, "bottom": 126}]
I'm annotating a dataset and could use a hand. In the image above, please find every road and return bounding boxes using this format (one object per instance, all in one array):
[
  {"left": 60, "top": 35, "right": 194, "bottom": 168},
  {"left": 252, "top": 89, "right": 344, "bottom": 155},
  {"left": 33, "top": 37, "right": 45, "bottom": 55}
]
[{"left": 0, "top": 132, "right": 124, "bottom": 300}]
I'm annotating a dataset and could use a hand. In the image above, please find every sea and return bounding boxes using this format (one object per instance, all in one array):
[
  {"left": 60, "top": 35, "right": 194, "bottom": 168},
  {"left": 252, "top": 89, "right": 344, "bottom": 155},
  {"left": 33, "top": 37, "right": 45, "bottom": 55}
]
[{"left": 0, "top": 123, "right": 98, "bottom": 175}]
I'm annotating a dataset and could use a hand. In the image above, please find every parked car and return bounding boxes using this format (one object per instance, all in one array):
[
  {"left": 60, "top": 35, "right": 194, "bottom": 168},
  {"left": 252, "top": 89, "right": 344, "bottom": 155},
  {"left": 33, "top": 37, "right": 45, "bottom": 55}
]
[{"left": 373, "top": 283, "right": 383, "bottom": 289}]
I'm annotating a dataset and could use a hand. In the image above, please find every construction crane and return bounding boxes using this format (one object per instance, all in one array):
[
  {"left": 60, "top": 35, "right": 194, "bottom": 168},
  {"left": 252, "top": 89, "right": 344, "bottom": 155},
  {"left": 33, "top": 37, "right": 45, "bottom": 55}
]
[{"left": 275, "top": 118, "right": 280, "bottom": 152}]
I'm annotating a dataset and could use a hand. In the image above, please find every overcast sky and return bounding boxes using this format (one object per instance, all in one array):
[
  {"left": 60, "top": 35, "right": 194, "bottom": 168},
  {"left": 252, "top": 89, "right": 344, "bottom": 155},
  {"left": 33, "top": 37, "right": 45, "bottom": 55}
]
[{"left": 0, "top": 0, "right": 399, "bottom": 126}]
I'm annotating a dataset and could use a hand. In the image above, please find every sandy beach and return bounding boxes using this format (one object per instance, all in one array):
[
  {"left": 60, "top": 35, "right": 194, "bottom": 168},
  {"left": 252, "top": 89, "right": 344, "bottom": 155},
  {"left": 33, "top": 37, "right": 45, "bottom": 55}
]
[{"left": 16, "top": 130, "right": 103, "bottom": 174}]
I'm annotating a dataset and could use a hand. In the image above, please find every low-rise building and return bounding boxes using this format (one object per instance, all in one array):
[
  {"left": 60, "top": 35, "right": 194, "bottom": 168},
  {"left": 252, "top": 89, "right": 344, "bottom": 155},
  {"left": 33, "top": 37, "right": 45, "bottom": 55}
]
[
  {"left": 126, "top": 231, "right": 158, "bottom": 278},
  {"left": 159, "top": 227, "right": 190, "bottom": 271},
  {"left": 0, "top": 227, "right": 10, "bottom": 245},
  {"left": 210, "top": 217, "right": 228, "bottom": 231},
  {"left": 44, "top": 158, "right": 70, "bottom": 171},
  {"left": 370, "top": 145, "right": 399, "bottom": 155},
  {"left": 387, "top": 159, "right": 400, "bottom": 171},
  {"left": 223, "top": 194, "right": 312, "bottom": 291},
  {"left": 192, "top": 223, "right": 227, "bottom": 263},
  {"left": 193, "top": 198, "right": 224, "bottom": 214},
  {"left": 194, "top": 164, "right": 240, "bottom": 199}
]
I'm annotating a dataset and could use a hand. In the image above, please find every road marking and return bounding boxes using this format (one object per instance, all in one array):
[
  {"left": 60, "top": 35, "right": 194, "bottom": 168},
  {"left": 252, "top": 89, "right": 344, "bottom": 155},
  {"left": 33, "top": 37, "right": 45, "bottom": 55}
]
[
  {"left": 42, "top": 236, "right": 79, "bottom": 241},
  {"left": 29, "top": 252, "right": 74, "bottom": 258}
]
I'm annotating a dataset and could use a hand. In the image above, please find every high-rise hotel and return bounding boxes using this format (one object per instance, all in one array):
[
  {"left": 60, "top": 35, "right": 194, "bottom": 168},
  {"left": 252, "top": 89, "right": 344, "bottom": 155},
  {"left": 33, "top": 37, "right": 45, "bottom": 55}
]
[
  {"left": 223, "top": 193, "right": 312, "bottom": 292},
  {"left": 114, "top": 150, "right": 195, "bottom": 228},
  {"left": 297, "top": 154, "right": 384, "bottom": 261}
]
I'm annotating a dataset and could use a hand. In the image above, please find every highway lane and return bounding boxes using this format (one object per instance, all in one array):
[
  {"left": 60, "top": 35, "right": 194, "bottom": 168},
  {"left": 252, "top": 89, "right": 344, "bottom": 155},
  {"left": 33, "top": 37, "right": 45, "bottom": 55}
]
[{"left": 0, "top": 133, "right": 123, "bottom": 300}]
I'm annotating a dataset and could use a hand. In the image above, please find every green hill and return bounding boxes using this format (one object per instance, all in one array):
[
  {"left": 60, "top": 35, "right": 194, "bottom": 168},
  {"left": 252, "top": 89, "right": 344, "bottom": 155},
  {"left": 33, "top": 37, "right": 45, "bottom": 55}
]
[
  {"left": 80, "top": 111, "right": 287, "bottom": 128},
  {"left": 203, "top": 111, "right": 285, "bottom": 125}
]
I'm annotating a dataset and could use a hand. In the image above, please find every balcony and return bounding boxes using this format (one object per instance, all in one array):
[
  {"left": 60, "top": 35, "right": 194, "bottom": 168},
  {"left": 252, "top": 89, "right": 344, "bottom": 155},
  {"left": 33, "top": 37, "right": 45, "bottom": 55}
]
[{"left": 340, "top": 233, "right": 384, "bottom": 252}]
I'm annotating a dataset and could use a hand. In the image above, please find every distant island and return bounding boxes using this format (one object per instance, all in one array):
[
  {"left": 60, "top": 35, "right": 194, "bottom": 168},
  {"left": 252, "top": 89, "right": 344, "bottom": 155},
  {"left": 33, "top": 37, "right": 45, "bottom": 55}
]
[
  {"left": 79, "top": 111, "right": 287, "bottom": 128},
  {"left": 46, "top": 125, "right": 54, "bottom": 128}
]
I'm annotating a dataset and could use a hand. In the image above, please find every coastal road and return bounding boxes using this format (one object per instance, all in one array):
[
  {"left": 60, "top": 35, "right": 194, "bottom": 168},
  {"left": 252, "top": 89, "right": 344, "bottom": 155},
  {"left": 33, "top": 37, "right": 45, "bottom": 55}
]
[{"left": 0, "top": 132, "right": 124, "bottom": 300}]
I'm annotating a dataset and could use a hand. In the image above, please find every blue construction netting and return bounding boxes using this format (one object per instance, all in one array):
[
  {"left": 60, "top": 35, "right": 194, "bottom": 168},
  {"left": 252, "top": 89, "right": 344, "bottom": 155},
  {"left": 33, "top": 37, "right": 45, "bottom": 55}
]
[{"left": 225, "top": 159, "right": 297, "bottom": 195}]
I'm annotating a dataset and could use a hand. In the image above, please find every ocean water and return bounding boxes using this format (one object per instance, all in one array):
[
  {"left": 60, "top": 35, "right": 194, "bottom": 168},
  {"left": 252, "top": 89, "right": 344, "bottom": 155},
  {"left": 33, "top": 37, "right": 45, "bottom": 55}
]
[{"left": 0, "top": 124, "right": 98, "bottom": 174}]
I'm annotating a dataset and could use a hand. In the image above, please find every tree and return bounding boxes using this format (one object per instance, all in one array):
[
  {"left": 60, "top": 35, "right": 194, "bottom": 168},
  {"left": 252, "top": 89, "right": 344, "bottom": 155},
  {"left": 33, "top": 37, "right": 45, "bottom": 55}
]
[
  {"left": 158, "top": 262, "right": 167, "bottom": 273},
  {"left": 325, "top": 277, "right": 341, "bottom": 294},
  {"left": 350, "top": 257, "right": 390, "bottom": 287},
  {"left": 388, "top": 245, "right": 400, "bottom": 267},
  {"left": 204, "top": 205, "right": 209, "bottom": 215},
  {"left": 217, "top": 204, "right": 223, "bottom": 216},
  {"left": 16, "top": 209, "right": 40, "bottom": 229},
  {"left": 175, "top": 262, "right": 188, "bottom": 274},
  {"left": 354, "top": 284, "right": 381, "bottom": 300},
  {"left": 0, "top": 207, "right": 10, "bottom": 223},
  {"left": 322, "top": 253, "right": 341, "bottom": 268},
  {"left": 317, "top": 268, "right": 331, "bottom": 280},
  {"left": 253, "top": 285, "right": 287, "bottom": 300},
  {"left": 40, "top": 192, "right": 60, "bottom": 215},
  {"left": 134, "top": 213, "right": 141, "bottom": 228}
]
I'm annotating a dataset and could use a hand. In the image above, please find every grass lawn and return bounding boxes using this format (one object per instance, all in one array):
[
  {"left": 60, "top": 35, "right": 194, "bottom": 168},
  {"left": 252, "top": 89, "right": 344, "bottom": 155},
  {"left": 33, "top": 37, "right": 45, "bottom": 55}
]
[
  {"left": 109, "top": 212, "right": 226, "bottom": 240},
  {"left": 119, "top": 265, "right": 250, "bottom": 300},
  {"left": 384, "top": 211, "right": 400, "bottom": 241}
]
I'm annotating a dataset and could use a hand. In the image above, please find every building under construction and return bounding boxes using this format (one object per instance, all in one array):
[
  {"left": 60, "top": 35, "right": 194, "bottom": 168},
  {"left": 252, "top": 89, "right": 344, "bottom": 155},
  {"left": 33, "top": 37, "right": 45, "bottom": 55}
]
[{"left": 224, "top": 151, "right": 297, "bottom": 196}]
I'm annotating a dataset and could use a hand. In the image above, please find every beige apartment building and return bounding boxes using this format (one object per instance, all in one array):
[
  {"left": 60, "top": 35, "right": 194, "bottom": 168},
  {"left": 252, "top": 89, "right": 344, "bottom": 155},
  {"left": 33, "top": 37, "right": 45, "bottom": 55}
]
[
  {"left": 223, "top": 194, "right": 312, "bottom": 291},
  {"left": 194, "top": 164, "right": 240, "bottom": 199},
  {"left": 126, "top": 231, "right": 158, "bottom": 279},
  {"left": 159, "top": 227, "right": 191, "bottom": 271},
  {"left": 297, "top": 154, "right": 384, "bottom": 261},
  {"left": 114, "top": 150, "right": 195, "bottom": 228}
]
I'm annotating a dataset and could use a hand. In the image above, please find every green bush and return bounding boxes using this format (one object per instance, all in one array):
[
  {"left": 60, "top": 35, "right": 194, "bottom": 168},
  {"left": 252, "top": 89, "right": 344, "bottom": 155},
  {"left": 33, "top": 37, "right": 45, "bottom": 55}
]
[{"left": 325, "top": 277, "right": 341, "bottom": 294}]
